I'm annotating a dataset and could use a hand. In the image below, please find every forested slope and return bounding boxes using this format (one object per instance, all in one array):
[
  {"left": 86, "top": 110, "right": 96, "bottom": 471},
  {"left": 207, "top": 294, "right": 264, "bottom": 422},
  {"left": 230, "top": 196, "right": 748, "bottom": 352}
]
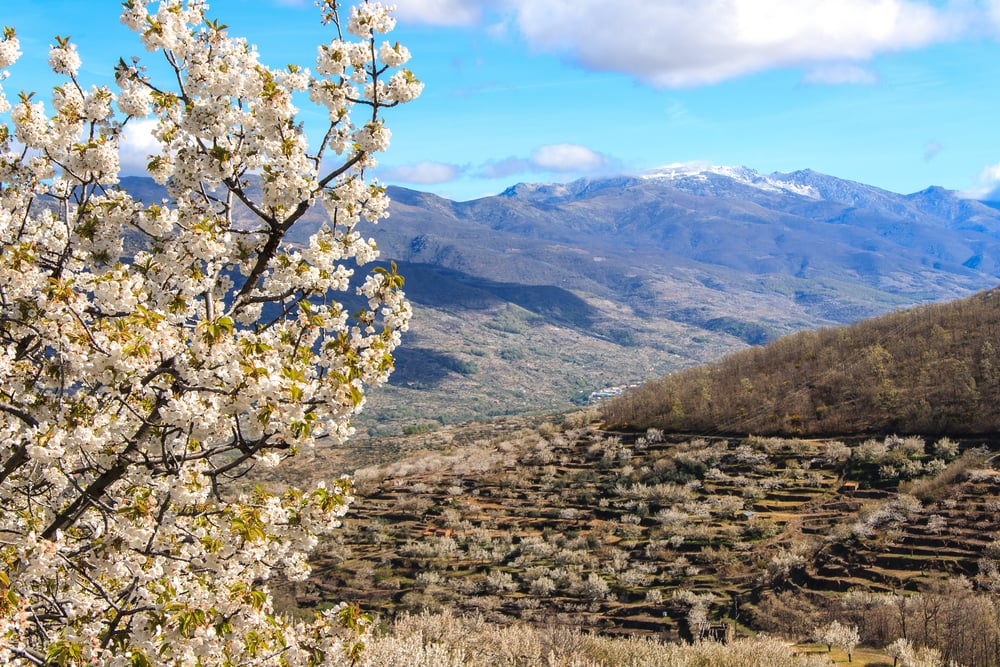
[{"left": 603, "top": 286, "right": 1000, "bottom": 435}]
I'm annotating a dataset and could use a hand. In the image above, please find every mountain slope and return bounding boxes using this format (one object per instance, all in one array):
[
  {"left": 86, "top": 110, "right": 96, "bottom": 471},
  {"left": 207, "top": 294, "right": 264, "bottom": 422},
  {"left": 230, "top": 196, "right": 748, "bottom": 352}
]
[
  {"left": 261, "top": 283, "right": 1000, "bottom": 657},
  {"left": 603, "top": 285, "right": 1000, "bottom": 436},
  {"left": 404, "top": 166, "right": 1000, "bottom": 288},
  {"left": 359, "top": 168, "right": 1000, "bottom": 431},
  {"left": 119, "top": 168, "right": 1000, "bottom": 432}
]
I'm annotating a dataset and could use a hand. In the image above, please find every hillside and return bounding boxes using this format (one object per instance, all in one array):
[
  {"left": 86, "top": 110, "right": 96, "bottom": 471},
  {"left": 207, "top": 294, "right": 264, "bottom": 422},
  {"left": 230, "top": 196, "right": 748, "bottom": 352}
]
[
  {"left": 249, "top": 281, "right": 1000, "bottom": 665},
  {"left": 260, "top": 414, "right": 1000, "bottom": 665},
  {"left": 602, "top": 285, "right": 1000, "bottom": 436},
  {"left": 120, "top": 168, "right": 1000, "bottom": 433}
]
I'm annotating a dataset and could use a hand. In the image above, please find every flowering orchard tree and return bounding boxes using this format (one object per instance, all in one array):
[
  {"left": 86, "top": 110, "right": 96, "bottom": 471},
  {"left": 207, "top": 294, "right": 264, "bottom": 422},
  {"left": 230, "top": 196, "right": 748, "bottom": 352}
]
[
  {"left": 0, "top": 1, "right": 421, "bottom": 664},
  {"left": 816, "top": 620, "right": 860, "bottom": 662}
]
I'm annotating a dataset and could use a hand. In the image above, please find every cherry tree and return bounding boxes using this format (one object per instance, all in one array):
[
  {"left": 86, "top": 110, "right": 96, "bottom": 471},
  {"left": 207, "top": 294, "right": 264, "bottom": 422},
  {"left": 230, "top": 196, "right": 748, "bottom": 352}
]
[
  {"left": 0, "top": 1, "right": 421, "bottom": 664},
  {"left": 816, "top": 620, "right": 860, "bottom": 662}
]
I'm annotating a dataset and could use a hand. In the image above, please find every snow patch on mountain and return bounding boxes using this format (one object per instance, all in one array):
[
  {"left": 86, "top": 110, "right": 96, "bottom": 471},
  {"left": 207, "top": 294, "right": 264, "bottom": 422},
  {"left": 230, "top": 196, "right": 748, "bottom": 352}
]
[{"left": 642, "top": 163, "right": 822, "bottom": 199}]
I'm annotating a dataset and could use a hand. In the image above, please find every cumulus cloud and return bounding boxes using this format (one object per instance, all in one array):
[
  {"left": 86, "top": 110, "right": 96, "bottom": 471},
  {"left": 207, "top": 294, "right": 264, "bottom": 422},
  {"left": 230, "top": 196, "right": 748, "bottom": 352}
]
[
  {"left": 118, "top": 118, "right": 160, "bottom": 175},
  {"left": 381, "top": 161, "right": 463, "bottom": 184},
  {"left": 985, "top": 0, "right": 1000, "bottom": 33},
  {"left": 473, "top": 144, "right": 612, "bottom": 179},
  {"left": 963, "top": 162, "right": 1000, "bottom": 200},
  {"left": 486, "top": 0, "right": 968, "bottom": 87},
  {"left": 530, "top": 143, "right": 608, "bottom": 172},
  {"left": 363, "top": 1, "right": 984, "bottom": 86},
  {"left": 392, "top": 0, "right": 488, "bottom": 26}
]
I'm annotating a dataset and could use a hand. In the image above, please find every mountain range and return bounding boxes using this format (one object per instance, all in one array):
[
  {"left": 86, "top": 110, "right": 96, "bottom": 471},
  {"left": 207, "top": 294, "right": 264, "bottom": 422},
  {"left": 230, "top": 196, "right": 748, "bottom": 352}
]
[
  {"left": 122, "top": 167, "right": 1000, "bottom": 433},
  {"left": 254, "top": 170, "right": 1000, "bottom": 663}
]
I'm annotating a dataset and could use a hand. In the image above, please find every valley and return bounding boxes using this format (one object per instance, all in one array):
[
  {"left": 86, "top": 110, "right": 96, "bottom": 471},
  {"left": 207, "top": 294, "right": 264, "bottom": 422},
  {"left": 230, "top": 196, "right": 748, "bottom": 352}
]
[
  {"left": 121, "top": 167, "right": 1000, "bottom": 434},
  {"left": 357, "top": 167, "right": 1000, "bottom": 434}
]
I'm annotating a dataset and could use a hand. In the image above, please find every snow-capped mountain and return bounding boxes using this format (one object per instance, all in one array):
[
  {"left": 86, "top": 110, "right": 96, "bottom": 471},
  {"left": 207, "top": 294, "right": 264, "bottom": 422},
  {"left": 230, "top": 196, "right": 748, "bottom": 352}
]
[
  {"left": 642, "top": 164, "right": 822, "bottom": 199},
  {"left": 119, "top": 167, "right": 1000, "bottom": 423},
  {"left": 370, "top": 165, "right": 1000, "bottom": 325}
]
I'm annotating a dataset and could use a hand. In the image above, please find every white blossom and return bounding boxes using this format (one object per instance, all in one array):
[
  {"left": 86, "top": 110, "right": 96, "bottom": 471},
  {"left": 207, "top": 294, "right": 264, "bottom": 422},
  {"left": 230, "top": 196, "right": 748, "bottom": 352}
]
[
  {"left": 0, "top": 1, "right": 420, "bottom": 664},
  {"left": 0, "top": 31, "right": 21, "bottom": 69},
  {"left": 48, "top": 40, "right": 81, "bottom": 76},
  {"left": 348, "top": 2, "right": 397, "bottom": 37},
  {"left": 379, "top": 40, "right": 410, "bottom": 67}
]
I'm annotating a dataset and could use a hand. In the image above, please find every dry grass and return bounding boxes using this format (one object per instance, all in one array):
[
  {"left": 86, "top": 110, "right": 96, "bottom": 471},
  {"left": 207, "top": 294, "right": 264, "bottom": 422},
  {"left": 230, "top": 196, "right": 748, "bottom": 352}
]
[{"left": 793, "top": 644, "right": 892, "bottom": 666}]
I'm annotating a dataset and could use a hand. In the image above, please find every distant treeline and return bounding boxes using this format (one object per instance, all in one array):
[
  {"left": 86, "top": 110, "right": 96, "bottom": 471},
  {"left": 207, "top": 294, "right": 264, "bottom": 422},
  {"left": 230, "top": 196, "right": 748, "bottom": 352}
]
[{"left": 604, "top": 286, "right": 1000, "bottom": 436}]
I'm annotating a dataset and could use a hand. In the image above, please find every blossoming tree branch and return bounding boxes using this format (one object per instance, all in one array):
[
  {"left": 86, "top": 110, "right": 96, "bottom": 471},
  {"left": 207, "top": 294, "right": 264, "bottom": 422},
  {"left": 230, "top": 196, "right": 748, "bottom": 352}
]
[{"left": 0, "top": 1, "right": 421, "bottom": 664}]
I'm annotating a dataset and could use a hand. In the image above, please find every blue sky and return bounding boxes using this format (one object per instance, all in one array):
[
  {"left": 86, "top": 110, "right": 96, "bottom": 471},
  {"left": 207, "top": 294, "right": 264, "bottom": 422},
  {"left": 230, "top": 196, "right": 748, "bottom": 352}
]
[{"left": 6, "top": 0, "right": 1000, "bottom": 202}]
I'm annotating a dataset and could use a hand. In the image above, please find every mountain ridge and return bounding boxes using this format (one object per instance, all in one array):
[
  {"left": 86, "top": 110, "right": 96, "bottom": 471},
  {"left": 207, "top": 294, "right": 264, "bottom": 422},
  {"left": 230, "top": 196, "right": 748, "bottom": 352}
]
[{"left": 116, "top": 166, "right": 1000, "bottom": 432}]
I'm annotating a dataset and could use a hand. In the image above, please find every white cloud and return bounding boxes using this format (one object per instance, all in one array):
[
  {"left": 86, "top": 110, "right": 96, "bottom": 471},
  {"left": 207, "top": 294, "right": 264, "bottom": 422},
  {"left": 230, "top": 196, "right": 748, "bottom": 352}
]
[
  {"left": 373, "top": 0, "right": 983, "bottom": 86},
  {"left": 118, "top": 118, "right": 160, "bottom": 175},
  {"left": 530, "top": 143, "right": 607, "bottom": 172},
  {"left": 986, "top": 0, "right": 1000, "bottom": 32},
  {"left": 473, "top": 144, "right": 611, "bottom": 179},
  {"left": 802, "top": 63, "right": 879, "bottom": 85},
  {"left": 963, "top": 162, "right": 1000, "bottom": 200},
  {"left": 504, "top": 0, "right": 969, "bottom": 87},
  {"left": 381, "top": 161, "right": 463, "bottom": 184},
  {"left": 391, "top": 0, "right": 487, "bottom": 26}
]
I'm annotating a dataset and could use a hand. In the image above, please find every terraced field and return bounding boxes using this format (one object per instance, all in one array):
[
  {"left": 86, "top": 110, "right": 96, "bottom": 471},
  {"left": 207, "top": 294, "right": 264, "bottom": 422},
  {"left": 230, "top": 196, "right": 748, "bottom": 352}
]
[{"left": 263, "top": 416, "right": 1000, "bottom": 642}]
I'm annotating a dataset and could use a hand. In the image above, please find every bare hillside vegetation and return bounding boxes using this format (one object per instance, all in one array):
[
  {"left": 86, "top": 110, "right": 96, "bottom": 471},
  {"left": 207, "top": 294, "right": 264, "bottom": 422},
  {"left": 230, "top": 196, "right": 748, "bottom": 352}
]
[{"left": 604, "top": 286, "right": 1000, "bottom": 436}]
